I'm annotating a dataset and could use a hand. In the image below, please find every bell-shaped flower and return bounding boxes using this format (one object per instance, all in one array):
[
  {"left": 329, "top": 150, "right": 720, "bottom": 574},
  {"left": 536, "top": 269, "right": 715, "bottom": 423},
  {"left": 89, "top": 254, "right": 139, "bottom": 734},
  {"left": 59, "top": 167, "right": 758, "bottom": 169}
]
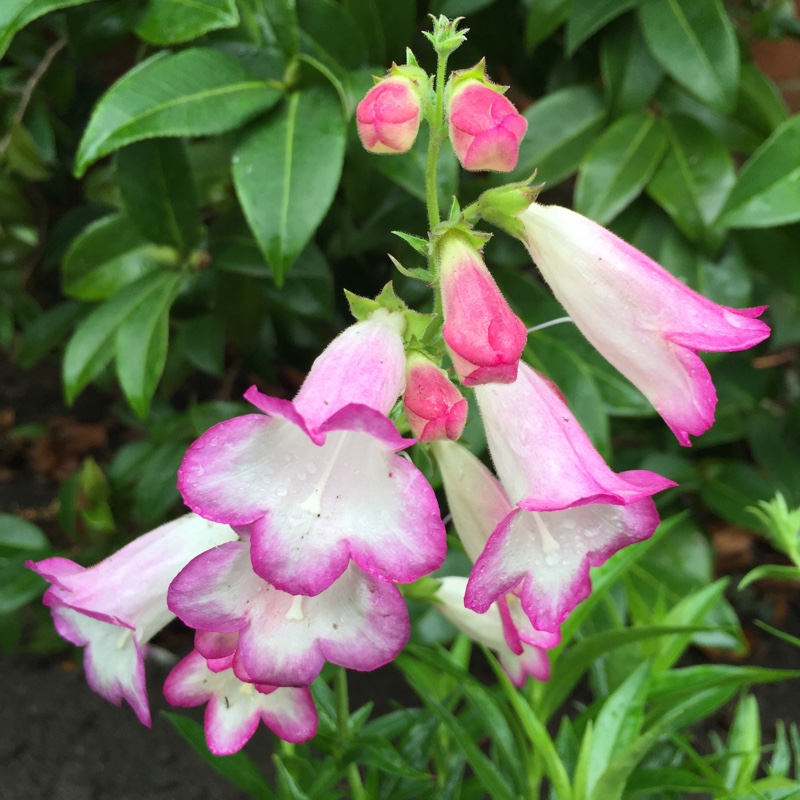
[
  {"left": 439, "top": 231, "right": 527, "bottom": 386},
  {"left": 356, "top": 72, "right": 423, "bottom": 155},
  {"left": 516, "top": 202, "right": 770, "bottom": 445},
  {"left": 461, "top": 364, "right": 675, "bottom": 632},
  {"left": 447, "top": 66, "right": 527, "bottom": 172},
  {"left": 435, "top": 577, "right": 550, "bottom": 685},
  {"left": 168, "top": 538, "right": 410, "bottom": 687},
  {"left": 403, "top": 351, "right": 468, "bottom": 441},
  {"left": 178, "top": 315, "right": 446, "bottom": 596},
  {"left": 26, "top": 514, "right": 236, "bottom": 725},
  {"left": 164, "top": 649, "right": 317, "bottom": 754}
]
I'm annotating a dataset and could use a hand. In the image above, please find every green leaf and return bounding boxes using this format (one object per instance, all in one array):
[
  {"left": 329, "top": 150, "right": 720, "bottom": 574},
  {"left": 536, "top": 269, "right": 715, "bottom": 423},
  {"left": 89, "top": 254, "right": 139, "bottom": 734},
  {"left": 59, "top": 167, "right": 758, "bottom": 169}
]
[
  {"left": 263, "top": 0, "right": 299, "bottom": 59},
  {"left": 62, "top": 214, "right": 159, "bottom": 301},
  {"left": 600, "top": 16, "right": 664, "bottom": 116},
  {"left": 639, "top": 0, "right": 739, "bottom": 113},
  {"left": 63, "top": 271, "right": 182, "bottom": 404},
  {"left": 740, "top": 564, "right": 800, "bottom": 590},
  {"left": 626, "top": 767, "right": 720, "bottom": 794},
  {"left": 176, "top": 314, "right": 225, "bottom": 377},
  {"left": 75, "top": 48, "right": 282, "bottom": 177},
  {"left": 736, "top": 63, "right": 790, "bottom": 137},
  {"left": 162, "top": 712, "right": 277, "bottom": 800},
  {"left": 524, "top": 0, "right": 570, "bottom": 52},
  {"left": 566, "top": 0, "right": 637, "bottom": 54},
  {"left": 575, "top": 112, "right": 667, "bottom": 224},
  {"left": 648, "top": 115, "right": 734, "bottom": 245},
  {"left": 724, "top": 695, "right": 761, "bottom": 791},
  {"left": 699, "top": 460, "right": 776, "bottom": 529},
  {"left": 586, "top": 663, "right": 650, "bottom": 796},
  {"left": 115, "top": 273, "right": 183, "bottom": 418},
  {"left": 0, "top": 558, "right": 47, "bottom": 614},
  {"left": 297, "top": 0, "right": 367, "bottom": 71},
  {"left": 0, "top": 515, "right": 49, "bottom": 556},
  {"left": 508, "top": 85, "right": 607, "bottom": 187},
  {"left": 17, "top": 301, "right": 84, "bottom": 368},
  {"left": 0, "top": 0, "right": 98, "bottom": 58},
  {"left": 135, "top": 0, "right": 239, "bottom": 45},
  {"left": 117, "top": 138, "right": 200, "bottom": 251},
  {"left": 719, "top": 115, "right": 800, "bottom": 229},
  {"left": 233, "top": 86, "right": 345, "bottom": 284}
]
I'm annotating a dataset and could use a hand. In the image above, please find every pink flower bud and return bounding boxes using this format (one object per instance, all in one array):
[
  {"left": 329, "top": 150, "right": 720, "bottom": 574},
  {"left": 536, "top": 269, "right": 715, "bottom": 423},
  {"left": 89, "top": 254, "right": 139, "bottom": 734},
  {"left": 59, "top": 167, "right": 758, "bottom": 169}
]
[
  {"left": 440, "top": 233, "right": 527, "bottom": 386},
  {"left": 448, "top": 79, "right": 527, "bottom": 172},
  {"left": 403, "top": 352, "right": 468, "bottom": 442},
  {"left": 356, "top": 75, "right": 422, "bottom": 155}
]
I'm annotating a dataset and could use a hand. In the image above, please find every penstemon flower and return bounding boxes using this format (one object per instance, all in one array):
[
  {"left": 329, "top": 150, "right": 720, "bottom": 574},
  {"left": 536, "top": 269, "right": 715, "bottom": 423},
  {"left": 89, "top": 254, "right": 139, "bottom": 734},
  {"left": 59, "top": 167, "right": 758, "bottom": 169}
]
[
  {"left": 26, "top": 515, "right": 236, "bottom": 725},
  {"left": 178, "top": 315, "right": 446, "bottom": 596},
  {"left": 403, "top": 351, "right": 468, "bottom": 441}
]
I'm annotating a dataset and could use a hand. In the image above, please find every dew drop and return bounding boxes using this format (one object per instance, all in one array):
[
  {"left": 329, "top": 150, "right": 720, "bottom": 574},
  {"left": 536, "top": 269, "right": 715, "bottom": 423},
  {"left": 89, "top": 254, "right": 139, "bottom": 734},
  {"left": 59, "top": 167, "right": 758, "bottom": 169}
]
[{"left": 276, "top": 487, "right": 288, "bottom": 497}]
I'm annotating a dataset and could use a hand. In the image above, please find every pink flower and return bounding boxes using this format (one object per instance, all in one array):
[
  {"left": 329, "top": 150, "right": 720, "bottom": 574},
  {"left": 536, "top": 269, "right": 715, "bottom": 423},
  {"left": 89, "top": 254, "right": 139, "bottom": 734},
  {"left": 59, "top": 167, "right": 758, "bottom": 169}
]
[
  {"left": 464, "top": 364, "right": 675, "bottom": 632},
  {"left": 164, "top": 650, "right": 317, "bottom": 754},
  {"left": 448, "top": 79, "right": 527, "bottom": 172},
  {"left": 178, "top": 316, "right": 446, "bottom": 596},
  {"left": 168, "top": 539, "right": 410, "bottom": 686},
  {"left": 518, "top": 203, "right": 770, "bottom": 445},
  {"left": 356, "top": 75, "right": 422, "bottom": 155},
  {"left": 439, "top": 232, "right": 527, "bottom": 386},
  {"left": 403, "top": 351, "right": 468, "bottom": 441},
  {"left": 26, "top": 514, "right": 236, "bottom": 725}
]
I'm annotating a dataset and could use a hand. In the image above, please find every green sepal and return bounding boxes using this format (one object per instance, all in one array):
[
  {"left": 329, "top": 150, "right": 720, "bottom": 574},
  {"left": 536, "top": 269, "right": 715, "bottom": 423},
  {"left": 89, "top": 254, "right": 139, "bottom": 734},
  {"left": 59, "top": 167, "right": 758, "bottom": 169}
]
[
  {"left": 388, "top": 254, "right": 433, "bottom": 283},
  {"left": 400, "top": 575, "right": 443, "bottom": 602},
  {"left": 431, "top": 220, "right": 492, "bottom": 256},
  {"left": 477, "top": 179, "right": 543, "bottom": 240},
  {"left": 448, "top": 196, "right": 462, "bottom": 220},
  {"left": 447, "top": 59, "right": 507, "bottom": 100},
  {"left": 405, "top": 308, "right": 436, "bottom": 343},
  {"left": 344, "top": 283, "right": 435, "bottom": 344},
  {"left": 423, "top": 15, "right": 468, "bottom": 58},
  {"left": 392, "top": 230, "right": 430, "bottom": 257},
  {"left": 405, "top": 48, "right": 420, "bottom": 68}
]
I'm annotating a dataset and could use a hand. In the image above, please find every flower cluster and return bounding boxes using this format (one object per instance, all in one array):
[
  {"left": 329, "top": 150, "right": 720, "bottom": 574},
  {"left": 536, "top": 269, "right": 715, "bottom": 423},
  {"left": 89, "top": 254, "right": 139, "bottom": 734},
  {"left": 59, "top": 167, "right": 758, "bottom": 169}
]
[{"left": 29, "top": 15, "right": 770, "bottom": 757}]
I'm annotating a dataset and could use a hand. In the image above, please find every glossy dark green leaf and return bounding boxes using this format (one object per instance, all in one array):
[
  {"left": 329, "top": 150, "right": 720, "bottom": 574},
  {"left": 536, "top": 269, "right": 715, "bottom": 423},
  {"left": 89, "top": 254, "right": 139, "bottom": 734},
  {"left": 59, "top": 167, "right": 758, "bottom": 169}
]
[
  {"left": 262, "top": 0, "right": 299, "bottom": 59},
  {"left": 17, "top": 301, "right": 84, "bottom": 368},
  {"left": 176, "top": 315, "right": 225, "bottom": 377},
  {"left": 133, "top": 440, "right": 186, "bottom": 522},
  {"left": 736, "top": 62, "right": 790, "bottom": 137},
  {"left": 298, "top": 0, "right": 368, "bottom": 70},
  {"left": 117, "top": 139, "right": 200, "bottom": 251},
  {"left": 719, "top": 115, "right": 800, "bottom": 229},
  {"left": 566, "top": 0, "right": 637, "bottom": 54},
  {"left": 0, "top": 0, "right": 98, "bottom": 58},
  {"left": 600, "top": 17, "right": 663, "bottom": 115},
  {"left": 62, "top": 214, "right": 159, "bottom": 301},
  {"left": 639, "top": 0, "right": 739, "bottom": 113},
  {"left": 699, "top": 460, "right": 777, "bottom": 529},
  {"left": 0, "top": 558, "right": 47, "bottom": 614},
  {"left": 647, "top": 115, "right": 734, "bottom": 244},
  {"left": 524, "top": 0, "right": 570, "bottom": 52},
  {"left": 508, "top": 84, "right": 607, "bottom": 187},
  {"left": 75, "top": 49, "right": 282, "bottom": 176},
  {"left": 115, "top": 273, "right": 183, "bottom": 418},
  {"left": 575, "top": 112, "right": 667, "bottom": 224},
  {"left": 162, "top": 712, "right": 277, "bottom": 800},
  {"left": 63, "top": 271, "right": 182, "bottom": 404},
  {"left": 233, "top": 86, "right": 345, "bottom": 284},
  {"left": 135, "top": 0, "right": 238, "bottom": 44}
]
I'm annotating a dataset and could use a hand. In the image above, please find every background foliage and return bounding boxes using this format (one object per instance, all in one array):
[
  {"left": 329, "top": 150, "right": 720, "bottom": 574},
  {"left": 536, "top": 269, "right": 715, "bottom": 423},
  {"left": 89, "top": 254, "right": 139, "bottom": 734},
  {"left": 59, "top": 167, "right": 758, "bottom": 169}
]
[{"left": 3, "top": 0, "right": 800, "bottom": 796}]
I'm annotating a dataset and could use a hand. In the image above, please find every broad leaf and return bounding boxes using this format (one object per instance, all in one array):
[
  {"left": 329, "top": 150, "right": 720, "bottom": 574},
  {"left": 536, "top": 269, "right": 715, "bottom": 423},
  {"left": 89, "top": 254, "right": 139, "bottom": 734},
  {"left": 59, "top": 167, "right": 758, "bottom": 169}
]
[
  {"left": 525, "top": 0, "right": 570, "bottom": 52},
  {"left": 115, "top": 273, "right": 183, "bottom": 418},
  {"left": 0, "top": 515, "right": 49, "bottom": 557},
  {"left": 507, "top": 84, "right": 607, "bottom": 187},
  {"left": 566, "top": 0, "right": 637, "bottom": 54},
  {"left": 117, "top": 138, "right": 200, "bottom": 251},
  {"left": 233, "top": 86, "right": 345, "bottom": 284},
  {"left": 639, "top": 0, "right": 739, "bottom": 113},
  {"left": 736, "top": 62, "right": 790, "bottom": 137},
  {"left": 75, "top": 48, "right": 281, "bottom": 176},
  {"left": 62, "top": 213, "right": 158, "bottom": 301},
  {"left": 719, "top": 115, "right": 800, "bottom": 229},
  {"left": 0, "top": 0, "right": 98, "bottom": 58},
  {"left": 135, "top": 0, "right": 239, "bottom": 45},
  {"left": 575, "top": 112, "right": 667, "bottom": 224},
  {"left": 17, "top": 301, "right": 84, "bottom": 368},
  {"left": 63, "top": 271, "right": 181, "bottom": 404},
  {"left": 648, "top": 115, "right": 735, "bottom": 244}
]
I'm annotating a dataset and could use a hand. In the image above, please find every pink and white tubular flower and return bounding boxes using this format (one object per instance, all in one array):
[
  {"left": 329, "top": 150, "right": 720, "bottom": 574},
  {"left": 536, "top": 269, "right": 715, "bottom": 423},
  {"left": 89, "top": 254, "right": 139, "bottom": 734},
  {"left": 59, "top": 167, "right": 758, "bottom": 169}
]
[
  {"left": 448, "top": 79, "right": 527, "bottom": 172},
  {"left": 440, "top": 232, "right": 528, "bottom": 386},
  {"left": 467, "top": 363, "right": 676, "bottom": 633},
  {"left": 403, "top": 351, "right": 468, "bottom": 441},
  {"left": 168, "top": 538, "right": 410, "bottom": 687},
  {"left": 431, "top": 439, "right": 558, "bottom": 684},
  {"left": 178, "top": 315, "right": 446, "bottom": 596},
  {"left": 517, "top": 202, "right": 770, "bottom": 445},
  {"left": 356, "top": 74, "right": 422, "bottom": 155},
  {"left": 164, "top": 650, "right": 317, "bottom": 755},
  {"left": 26, "top": 514, "right": 236, "bottom": 726}
]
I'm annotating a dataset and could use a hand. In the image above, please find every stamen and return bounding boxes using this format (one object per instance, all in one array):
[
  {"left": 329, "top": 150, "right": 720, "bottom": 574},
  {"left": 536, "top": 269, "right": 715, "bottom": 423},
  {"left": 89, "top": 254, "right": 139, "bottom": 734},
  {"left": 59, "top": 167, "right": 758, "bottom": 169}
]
[
  {"left": 299, "top": 433, "right": 348, "bottom": 516},
  {"left": 527, "top": 316, "right": 573, "bottom": 334},
  {"left": 116, "top": 629, "right": 131, "bottom": 650},
  {"left": 284, "top": 595, "right": 306, "bottom": 621}
]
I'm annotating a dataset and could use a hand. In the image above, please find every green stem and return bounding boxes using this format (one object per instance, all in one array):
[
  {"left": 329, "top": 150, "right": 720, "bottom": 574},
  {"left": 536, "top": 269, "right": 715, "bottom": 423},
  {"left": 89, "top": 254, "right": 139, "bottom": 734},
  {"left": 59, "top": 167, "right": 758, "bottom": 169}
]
[
  {"left": 425, "top": 49, "right": 450, "bottom": 234},
  {"left": 336, "top": 668, "right": 367, "bottom": 800}
]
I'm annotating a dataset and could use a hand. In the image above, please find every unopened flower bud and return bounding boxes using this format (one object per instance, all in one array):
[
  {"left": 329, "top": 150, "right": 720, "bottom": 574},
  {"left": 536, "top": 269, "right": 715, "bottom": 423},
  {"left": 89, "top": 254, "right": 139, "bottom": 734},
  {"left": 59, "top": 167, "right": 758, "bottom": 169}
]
[
  {"left": 403, "top": 352, "right": 468, "bottom": 442},
  {"left": 447, "top": 74, "right": 527, "bottom": 172},
  {"left": 356, "top": 74, "right": 422, "bottom": 155}
]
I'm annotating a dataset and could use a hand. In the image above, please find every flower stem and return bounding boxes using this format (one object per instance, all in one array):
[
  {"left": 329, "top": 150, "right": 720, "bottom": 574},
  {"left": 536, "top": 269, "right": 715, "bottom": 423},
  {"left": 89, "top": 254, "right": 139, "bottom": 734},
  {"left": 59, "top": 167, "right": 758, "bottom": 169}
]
[
  {"left": 425, "top": 49, "right": 450, "bottom": 234},
  {"left": 336, "top": 667, "right": 367, "bottom": 800}
]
